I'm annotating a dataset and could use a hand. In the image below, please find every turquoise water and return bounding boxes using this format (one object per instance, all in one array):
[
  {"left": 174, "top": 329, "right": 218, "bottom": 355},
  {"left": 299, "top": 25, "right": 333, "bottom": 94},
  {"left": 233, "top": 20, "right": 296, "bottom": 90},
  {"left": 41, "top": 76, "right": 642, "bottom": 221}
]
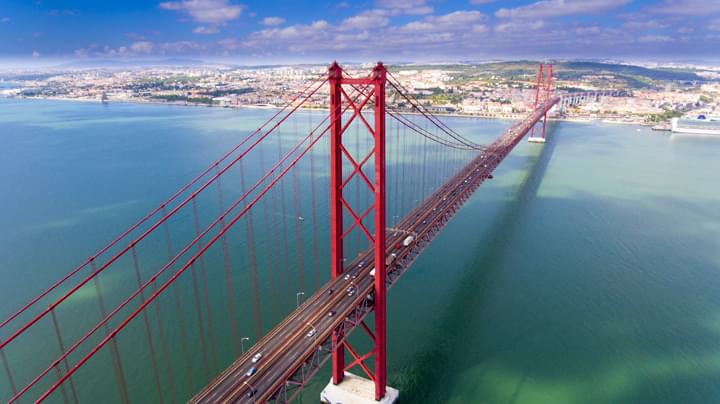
[{"left": 1, "top": 98, "right": 719, "bottom": 403}]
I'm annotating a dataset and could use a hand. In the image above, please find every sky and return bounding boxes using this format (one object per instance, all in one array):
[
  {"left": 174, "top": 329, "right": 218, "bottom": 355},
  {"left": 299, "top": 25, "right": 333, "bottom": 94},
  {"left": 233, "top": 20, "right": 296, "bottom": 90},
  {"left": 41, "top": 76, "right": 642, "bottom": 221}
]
[{"left": 1, "top": 0, "right": 720, "bottom": 65}]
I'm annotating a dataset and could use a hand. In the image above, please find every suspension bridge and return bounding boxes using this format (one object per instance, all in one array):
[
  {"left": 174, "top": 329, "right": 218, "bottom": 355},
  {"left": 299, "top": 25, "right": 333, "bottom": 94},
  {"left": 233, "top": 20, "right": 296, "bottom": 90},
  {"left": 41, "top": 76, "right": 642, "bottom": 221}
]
[{"left": 1, "top": 61, "right": 558, "bottom": 404}]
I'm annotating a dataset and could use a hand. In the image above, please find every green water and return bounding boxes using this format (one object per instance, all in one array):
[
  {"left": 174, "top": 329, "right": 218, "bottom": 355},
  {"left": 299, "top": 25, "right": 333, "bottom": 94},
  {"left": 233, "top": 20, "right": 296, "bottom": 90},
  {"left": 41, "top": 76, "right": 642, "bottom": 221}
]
[{"left": 1, "top": 98, "right": 719, "bottom": 403}]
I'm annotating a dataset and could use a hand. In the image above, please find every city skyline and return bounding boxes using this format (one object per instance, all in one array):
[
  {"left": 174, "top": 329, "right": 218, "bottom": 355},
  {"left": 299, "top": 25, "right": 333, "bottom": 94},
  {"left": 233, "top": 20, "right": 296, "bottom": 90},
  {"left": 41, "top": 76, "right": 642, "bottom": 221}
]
[{"left": 1, "top": 0, "right": 720, "bottom": 66}]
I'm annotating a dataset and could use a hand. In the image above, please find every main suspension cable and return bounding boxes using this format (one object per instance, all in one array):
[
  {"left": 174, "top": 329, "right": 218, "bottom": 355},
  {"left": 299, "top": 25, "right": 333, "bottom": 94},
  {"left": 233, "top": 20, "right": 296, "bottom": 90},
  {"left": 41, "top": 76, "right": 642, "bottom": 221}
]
[
  {"left": 387, "top": 72, "right": 485, "bottom": 149},
  {"left": 347, "top": 82, "right": 480, "bottom": 151}
]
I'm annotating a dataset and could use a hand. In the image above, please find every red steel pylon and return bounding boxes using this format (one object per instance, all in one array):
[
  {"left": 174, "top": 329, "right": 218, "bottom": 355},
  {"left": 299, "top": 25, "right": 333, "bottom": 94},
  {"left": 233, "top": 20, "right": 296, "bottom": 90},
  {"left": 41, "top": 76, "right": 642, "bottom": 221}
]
[
  {"left": 328, "top": 61, "right": 387, "bottom": 400},
  {"left": 529, "top": 63, "right": 553, "bottom": 141}
]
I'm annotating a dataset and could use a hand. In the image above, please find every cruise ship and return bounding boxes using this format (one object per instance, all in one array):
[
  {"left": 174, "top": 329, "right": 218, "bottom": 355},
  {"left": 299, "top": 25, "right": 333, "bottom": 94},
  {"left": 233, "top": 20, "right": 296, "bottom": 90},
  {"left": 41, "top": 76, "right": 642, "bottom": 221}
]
[{"left": 671, "top": 115, "right": 720, "bottom": 136}]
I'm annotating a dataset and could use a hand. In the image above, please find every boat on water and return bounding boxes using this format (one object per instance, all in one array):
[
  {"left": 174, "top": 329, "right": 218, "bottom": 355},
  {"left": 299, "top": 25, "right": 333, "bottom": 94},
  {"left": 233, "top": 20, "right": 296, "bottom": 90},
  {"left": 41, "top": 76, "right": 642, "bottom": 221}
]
[{"left": 671, "top": 114, "right": 720, "bottom": 136}]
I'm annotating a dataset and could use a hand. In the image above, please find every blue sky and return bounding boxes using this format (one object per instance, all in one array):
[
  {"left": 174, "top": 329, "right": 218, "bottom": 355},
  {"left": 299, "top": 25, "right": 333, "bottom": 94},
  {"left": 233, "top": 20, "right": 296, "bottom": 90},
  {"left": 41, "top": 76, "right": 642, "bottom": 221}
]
[{"left": 1, "top": 0, "right": 720, "bottom": 64}]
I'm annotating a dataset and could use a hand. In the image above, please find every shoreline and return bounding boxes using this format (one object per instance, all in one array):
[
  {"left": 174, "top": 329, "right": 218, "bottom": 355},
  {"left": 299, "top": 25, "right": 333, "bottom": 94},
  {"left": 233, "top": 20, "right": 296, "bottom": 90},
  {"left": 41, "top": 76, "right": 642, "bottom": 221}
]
[{"left": 1, "top": 94, "right": 651, "bottom": 126}]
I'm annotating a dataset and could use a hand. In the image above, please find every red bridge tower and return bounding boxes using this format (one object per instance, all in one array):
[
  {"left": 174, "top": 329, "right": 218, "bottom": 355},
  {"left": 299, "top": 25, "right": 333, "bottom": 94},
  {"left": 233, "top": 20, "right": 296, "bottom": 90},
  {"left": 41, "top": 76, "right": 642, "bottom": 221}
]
[
  {"left": 528, "top": 63, "right": 554, "bottom": 143},
  {"left": 324, "top": 61, "right": 398, "bottom": 403}
]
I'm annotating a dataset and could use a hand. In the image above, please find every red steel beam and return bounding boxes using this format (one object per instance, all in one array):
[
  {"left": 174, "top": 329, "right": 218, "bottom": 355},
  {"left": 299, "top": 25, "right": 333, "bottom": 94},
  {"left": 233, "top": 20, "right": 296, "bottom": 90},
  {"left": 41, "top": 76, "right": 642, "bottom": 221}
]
[
  {"left": 372, "top": 62, "right": 387, "bottom": 401},
  {"left": 541, "top": 64, "right": 553, "bottom": 139},
  {"left": 328, "top": 61, "right": 346, "bottom": 385}
]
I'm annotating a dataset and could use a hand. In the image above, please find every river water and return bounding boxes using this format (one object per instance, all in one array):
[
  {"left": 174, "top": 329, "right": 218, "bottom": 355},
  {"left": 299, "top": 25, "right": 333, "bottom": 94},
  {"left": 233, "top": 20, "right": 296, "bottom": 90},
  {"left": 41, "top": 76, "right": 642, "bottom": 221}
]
[{"left": 0, "top": 98, "right": 719, "bottom": 403}]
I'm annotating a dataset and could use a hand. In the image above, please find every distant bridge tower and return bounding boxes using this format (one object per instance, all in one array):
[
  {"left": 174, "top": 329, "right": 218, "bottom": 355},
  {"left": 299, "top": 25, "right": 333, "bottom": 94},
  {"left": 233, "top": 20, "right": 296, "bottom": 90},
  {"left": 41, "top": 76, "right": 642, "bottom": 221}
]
[{"left": 528, "top": 63, "right": 554, "bottom": 143}]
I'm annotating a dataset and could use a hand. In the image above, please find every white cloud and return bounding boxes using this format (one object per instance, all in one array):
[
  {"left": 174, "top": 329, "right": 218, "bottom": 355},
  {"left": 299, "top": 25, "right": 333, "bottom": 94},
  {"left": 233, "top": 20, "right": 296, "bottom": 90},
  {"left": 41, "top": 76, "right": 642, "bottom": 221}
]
[
  {"left": 159, "top": 0, "right": 244, "bottom": 24},
  {"left": 74, "top": 40, "right": 204, "bottom": 57},
  {"left": 312, "top": 20, "right": 330, "bottom": 29},
  {"left": 262, "top": 17, "right": 285, "bottom": 26},
  {"left": 407, "top": 6, "right": 434, "bottom": 15},
  {"left": 402, "top": 21, "right": 434, "bottom": 32},
  {"left": 638, "top": 34, "right": 673, "bottom": 43},
  {"left": 376, "top": 0, "right": 433, "bottom": 15},
  {"left": 649, "top": 0, "right": 720, "bottom": 15},
  {"left": 472, "top": 24, "right": 489, "bottom": 33},
  {"left": 193, "top": 25, "right": 219, "bottom": 34},
  {"left": 106, "top": 0, "right": 711, "bottom": 60},
  {"left": 496, "top": 0, "right": 630, "bottom": 19},
  {"left": 217, "top": 38, "right": 243, "bottom": 50},
  {"left": 161, "top": 41, "right": 205, "bottom": 53},
  {"left": 1, "top": 17, "right": 10, "bottom": 23},
  {"left": 239, "top": 8, "right": 493, "bottom": 56},
  {"left": 495, "top": 20, "right": 545, "bottom": 32},
  {"left": 232, "top": 12, "right": 712, "bottom": 61},
  {"left": 622, "top": 18, "right": 669, "bottom": 30},
  {"left": 709, "top": 19, "right": 720, "bottom": 31},
  {"left": 399, "top": 10, "right": 486, "bottom": 32},
  {"left": 74, "top": 44, "right": 97, "bottom": 58},
  {"left": 243, "top": 19, "right": 332, "bottom": 50},
  {"left": 494, "top": 22, "right": 512, "bottom": 32},
  {"left": 124, "top": 32, "right": 146, "bottom": 40},
  {"left": 379, "top": 0, "right": 422, "bottom": 7},
  {"left": 574, "top": 25, "right": 601, "bottom": 35},
  {"left": 530, "top": 20, "right": 545, "bottom": 29},
  {"left": 242, "top": 17, "right": 401, "bottom": 54},
  {"left": 130, "top": 41, "right": 154, "bottom": 53},
  {"left": 32, "top": 51, "right": 40, "bottom": 58},
  {"left": 340, "top": 10, "right": 390, "bottom": 31},
  {"left": 435, "top": 10, "right": 486, "bottom": 24}
]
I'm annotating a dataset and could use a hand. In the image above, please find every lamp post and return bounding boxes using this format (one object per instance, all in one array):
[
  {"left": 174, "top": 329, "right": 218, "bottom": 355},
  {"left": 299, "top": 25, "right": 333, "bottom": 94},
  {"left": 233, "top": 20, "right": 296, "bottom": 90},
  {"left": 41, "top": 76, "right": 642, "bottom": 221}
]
[
  {"left": 241, "top": 337, "right": 250, "bottom": 354},
  {"left": 296, "top": 291, "right": 305, "bottom": 308}
]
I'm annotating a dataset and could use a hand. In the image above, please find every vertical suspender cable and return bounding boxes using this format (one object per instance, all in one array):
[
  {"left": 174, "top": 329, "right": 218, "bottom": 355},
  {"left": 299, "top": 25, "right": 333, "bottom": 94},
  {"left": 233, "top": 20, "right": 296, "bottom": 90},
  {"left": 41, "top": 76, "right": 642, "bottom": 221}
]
[
  {"left": 131, "top": 247, "right": 165, "bottom": 404},
  {"left": 216, "top": 169, "right": 240, "bottom": 357},
  {"left": 240, "top": 160, "right": 263, "bottom": 339}
]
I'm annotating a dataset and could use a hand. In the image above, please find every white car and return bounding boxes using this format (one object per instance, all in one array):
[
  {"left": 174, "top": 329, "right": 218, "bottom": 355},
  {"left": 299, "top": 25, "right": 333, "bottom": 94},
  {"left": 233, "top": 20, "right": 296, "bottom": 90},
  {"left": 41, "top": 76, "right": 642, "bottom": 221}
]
[
  {"left": 306, "top": 329, "right": 316, "bottom": 338},
  {"left": 252, "top": 353, "right": 262, "bottom": 363}
]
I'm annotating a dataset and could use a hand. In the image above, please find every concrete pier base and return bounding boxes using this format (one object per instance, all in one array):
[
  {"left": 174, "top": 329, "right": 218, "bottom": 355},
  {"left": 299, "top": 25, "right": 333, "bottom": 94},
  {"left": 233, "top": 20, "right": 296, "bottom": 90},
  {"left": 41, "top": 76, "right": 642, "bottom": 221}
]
[
  {"left": 528, "top": 136, "right": 546, "bottom": 143},
  {"left": 320, "top": 372, "right": 399, "bottom": 404}
]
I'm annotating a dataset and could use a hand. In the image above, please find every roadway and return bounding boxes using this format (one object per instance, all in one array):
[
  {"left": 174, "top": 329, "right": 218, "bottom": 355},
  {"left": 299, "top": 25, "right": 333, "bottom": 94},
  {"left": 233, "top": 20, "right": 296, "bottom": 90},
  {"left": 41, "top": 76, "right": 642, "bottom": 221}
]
[{"left": 190, "top": 98, "right": 559, "bottom": 403}]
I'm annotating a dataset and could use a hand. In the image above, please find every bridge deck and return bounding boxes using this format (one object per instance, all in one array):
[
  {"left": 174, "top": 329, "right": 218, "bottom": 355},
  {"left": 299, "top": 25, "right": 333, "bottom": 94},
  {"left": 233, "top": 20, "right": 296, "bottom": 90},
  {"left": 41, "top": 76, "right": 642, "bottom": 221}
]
[{"left": 190, "top": 98, "right": 559, "bottom": 403}]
